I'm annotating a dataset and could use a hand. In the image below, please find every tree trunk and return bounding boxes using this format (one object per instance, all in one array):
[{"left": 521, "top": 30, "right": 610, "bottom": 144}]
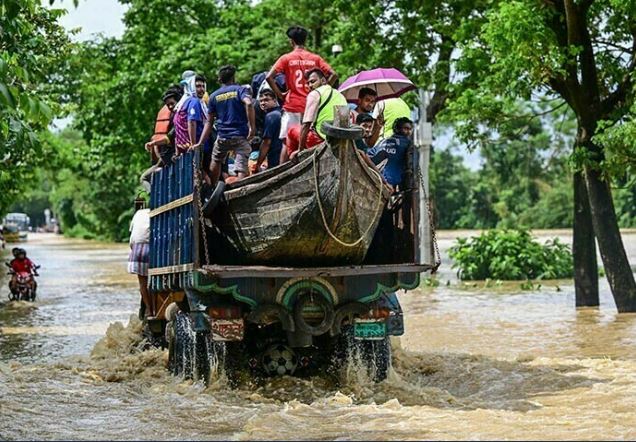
[
  {"left": 584, "top": 166, "right": 636, "bottom": 312},
  {"left": 573, "top": 171, "right": 599, "bottom": 306},
  {"left": 313, "top": 26, "right": 322, "bottom": 50}
]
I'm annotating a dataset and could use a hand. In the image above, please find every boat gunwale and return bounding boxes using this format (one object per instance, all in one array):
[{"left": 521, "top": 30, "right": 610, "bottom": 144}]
[
  {"left": 222, "top": 141, "right": 388, "bottom": 202},
  {"left": 222, "top": 146, "right": 326, "bottom": 202}
]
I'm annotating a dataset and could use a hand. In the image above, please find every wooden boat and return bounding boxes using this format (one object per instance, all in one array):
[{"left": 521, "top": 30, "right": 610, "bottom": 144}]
[{"left": 209, "top": 134, "right": 391, "bottom": 267}]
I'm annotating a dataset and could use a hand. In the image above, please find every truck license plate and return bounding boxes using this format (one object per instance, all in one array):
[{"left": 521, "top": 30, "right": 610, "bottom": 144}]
[
  {"left": 211, "top": 319, "right": 244, "bottom": 341},
  {"left": 354, "top": 319, "right": 386, "bottom": 340}
]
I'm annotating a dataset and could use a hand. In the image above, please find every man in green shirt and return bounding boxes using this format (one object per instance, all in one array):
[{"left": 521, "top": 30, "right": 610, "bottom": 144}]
[
  {"left": 283, "top": 68, "right": 348, "bottom": 161},
  {"left": 372, "top": 97, "right": 411, "bottom": 139}
]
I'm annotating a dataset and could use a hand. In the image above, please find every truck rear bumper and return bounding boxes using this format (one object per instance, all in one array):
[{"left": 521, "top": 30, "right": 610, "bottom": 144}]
[{"left": 199, "top": 263, "right": 433, "bottom": 279}]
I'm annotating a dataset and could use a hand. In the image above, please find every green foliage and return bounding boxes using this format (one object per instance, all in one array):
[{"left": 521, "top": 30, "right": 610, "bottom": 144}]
[
  {"left": 447, "top": 0, "right": 636, "bottom": 174},
  {"left": 430, "top": 111, "right": 577, "bottom": 229},
  {"left": 449, "top": 230, "right": 574, "bottom": 281},
  {"left": 430, "top": 147, "right": 476, "bottom": 228},
  {"left": 64, "top": 0, "right": 351, "bottom": 240},
  {"left": 612, "top": 176, "right": 636, "bottom": 228},
  {"left": 0, "top": 0, "right": 73, "bottom": 216},
  {"left": 9, "top": 0, "right": 635, "bottom": 243},
  {"left": 517, "top": 179, "right": 573, "bottom": 228}
]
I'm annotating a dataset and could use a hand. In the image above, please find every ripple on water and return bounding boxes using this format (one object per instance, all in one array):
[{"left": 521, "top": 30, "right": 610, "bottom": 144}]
[{"left": 1, "top": 233, "right": 636, "bottom": 440}]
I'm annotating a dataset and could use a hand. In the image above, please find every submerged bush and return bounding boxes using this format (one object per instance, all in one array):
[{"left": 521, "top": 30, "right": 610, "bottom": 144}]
[{"left": 449, "top": 230, "right": 573, "bottom": 280}]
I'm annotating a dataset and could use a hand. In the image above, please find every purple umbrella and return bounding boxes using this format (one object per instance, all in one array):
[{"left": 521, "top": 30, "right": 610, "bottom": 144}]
[{"left": 338, "top": 67, "right": 416, "bottom": 102}]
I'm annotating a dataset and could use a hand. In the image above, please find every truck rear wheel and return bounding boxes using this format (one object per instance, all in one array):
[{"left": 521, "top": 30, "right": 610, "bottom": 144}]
[
  {"left": 168, "top": 312, "right": 194, "bottom": 378},
  {"left": 332, "top": 325, "right": 391, "bottom": 382},
  {"left": 194, "top": 332, "right": 211, "bottom": 384},
  {"left": 359, "top": 336, "right": 391, "bottom": 382}
]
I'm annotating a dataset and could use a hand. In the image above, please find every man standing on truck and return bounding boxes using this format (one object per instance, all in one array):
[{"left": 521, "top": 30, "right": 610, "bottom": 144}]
[
  {"left": 265, "top": 26, "right": 337, "bottom": 146},
  {"left": 251, "top": 90, "right": 283, "bottom": 173},
  {"left": 174, "top": 74, "right": 208, "bottom": 155},
  {"left": 284, "top": 68, "right": 347, "bottom": 159},
  {"left": 196, "top": 65, "right": 255, "bottom": 190}
]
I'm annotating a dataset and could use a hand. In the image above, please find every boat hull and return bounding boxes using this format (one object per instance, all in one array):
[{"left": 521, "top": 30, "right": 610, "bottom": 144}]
[{"left": 209, "top": 141, "right": 390, "bottom": 266}]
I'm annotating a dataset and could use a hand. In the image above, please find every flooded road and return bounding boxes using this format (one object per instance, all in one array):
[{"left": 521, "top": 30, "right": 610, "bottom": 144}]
[{"left": 1, "top": 232, "right": 636, "bottom": 440}]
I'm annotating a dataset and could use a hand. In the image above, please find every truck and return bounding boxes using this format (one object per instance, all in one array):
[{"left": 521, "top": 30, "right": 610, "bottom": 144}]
[{"left": 145, "top": 119, "right": 437, "bottom": 384}]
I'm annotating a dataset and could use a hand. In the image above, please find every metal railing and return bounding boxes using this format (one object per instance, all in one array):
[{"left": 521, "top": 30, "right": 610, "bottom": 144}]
[{"left": 148, "top": 150, "right": 199, "bottom": 291}]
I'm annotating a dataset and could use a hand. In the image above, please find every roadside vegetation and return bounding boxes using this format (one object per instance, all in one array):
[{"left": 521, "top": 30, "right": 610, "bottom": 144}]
[{"left": 449, "top": 230, "right": 574, "bottom": 281}]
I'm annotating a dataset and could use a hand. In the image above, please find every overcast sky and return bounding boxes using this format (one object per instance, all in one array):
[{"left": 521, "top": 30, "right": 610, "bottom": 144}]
[{"left": 56, "top": 0, "right": 127, "bottom": 41}]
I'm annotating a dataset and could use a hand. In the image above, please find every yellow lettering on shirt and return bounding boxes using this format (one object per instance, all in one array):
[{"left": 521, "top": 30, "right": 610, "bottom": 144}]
[{"left": 215, "top": 91, "right": 238, "bottom": 102}]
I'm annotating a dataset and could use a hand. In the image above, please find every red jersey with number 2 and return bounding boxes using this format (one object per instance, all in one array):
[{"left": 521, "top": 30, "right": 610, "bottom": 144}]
[{"left": 272, "top": 48, "right": 333, "bottom": 113}]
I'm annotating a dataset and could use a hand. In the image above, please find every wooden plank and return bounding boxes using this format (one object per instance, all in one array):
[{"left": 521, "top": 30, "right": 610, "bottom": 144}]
[
  {"left": 200, "top": 263, "right": 432, "bottom": 278},
  {"left": 149, "top": 263, "right": 194, "bottom": 276}
]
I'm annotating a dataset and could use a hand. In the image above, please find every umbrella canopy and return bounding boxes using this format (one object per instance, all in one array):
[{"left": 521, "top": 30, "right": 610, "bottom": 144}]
[{"left": 338, "top": 67, "right": 416, "bottom": 102}]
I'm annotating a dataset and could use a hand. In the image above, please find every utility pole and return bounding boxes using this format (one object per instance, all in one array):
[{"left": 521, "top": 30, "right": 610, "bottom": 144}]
[{"left": 413, "top": 88, "right": 433, "bottom": 266}]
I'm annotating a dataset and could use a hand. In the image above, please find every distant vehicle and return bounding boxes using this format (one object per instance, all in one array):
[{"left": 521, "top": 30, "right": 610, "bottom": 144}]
[
  {"left": 2, "top": 224, "right": 21, "bottom": 243},
  {"left": 3, "top": 213, "right": 30, "bottom": 235}
]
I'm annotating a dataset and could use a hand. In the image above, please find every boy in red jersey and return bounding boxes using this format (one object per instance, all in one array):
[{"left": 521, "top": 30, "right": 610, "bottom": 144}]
[{"left": 265, "top": 25, "right": 337, "bottom": 153}]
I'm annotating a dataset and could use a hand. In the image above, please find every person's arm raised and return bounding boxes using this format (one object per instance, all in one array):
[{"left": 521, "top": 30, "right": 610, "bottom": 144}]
[{"left": 266, "top": 67, "right": 287, "bottom": 102}]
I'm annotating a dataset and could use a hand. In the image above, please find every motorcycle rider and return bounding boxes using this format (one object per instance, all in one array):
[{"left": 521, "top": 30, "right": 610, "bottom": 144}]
[{"left": 9, "top": 248, "right": 38, "bottom": 298}]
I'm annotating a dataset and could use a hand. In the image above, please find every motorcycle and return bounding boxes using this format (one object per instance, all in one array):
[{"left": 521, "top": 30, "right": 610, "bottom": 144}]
[{"left": 6, "top": 262, "right": 39, "bottom": 302}]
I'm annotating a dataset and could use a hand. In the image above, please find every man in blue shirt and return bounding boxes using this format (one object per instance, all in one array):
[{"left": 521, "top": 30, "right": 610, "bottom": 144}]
[
  {"left": 366, "top": 117, "right": 413, "bottom": 189},
  {"left": 252, "top": 90, "right": 283, "bottom": 172},
  {"left": 182, "top": 75, "right": 213, "bottom": 170},
  {"left": 354, "top": 113, "right": 376, "bottom": 152},
  {"left": 197, "top": 65, "right": 256, "bottom": 187}
]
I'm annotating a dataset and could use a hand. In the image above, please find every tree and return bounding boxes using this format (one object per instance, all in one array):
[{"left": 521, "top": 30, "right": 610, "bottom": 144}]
[
  {"left": 329, "top": 0, "right": 491, "bottom": 122},
  {"left": 66, "top": 0, "right": 351, "bottom": 239},
  {"left": 448, "top": 0, "right": 636, "bottom": 311},
  {"left": 0, "top": 0, "right": 72, "bottom": 216},
  {"left": 429, "top": 147, "right": 476, "bottom": 228}
]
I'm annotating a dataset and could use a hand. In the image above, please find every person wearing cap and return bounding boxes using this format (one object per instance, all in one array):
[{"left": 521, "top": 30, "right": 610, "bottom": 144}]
[
  {"left": 265, "top": 26, "right": 337, "bottom": 145},
  {"left": 366, "top": 117, "right": 414, "bottom": 190},
  {"left": 140, "top": 85, "right": 184, "bottom": 192}
]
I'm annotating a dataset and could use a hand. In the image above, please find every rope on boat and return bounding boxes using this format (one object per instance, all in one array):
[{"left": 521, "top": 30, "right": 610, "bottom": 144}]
[{"left": 312, "top": 147, "right": 386, "bottom": 248}]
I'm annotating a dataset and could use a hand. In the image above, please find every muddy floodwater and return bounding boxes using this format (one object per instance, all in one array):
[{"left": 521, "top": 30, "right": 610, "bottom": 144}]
[{"left": 1, "top": 232, "right": 636, "bottom": 440}]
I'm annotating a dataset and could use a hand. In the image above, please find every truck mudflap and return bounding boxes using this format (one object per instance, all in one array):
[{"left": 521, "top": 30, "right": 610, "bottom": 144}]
[{"left": 377, "top": 292, "right": 405, "bottom": 336}]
